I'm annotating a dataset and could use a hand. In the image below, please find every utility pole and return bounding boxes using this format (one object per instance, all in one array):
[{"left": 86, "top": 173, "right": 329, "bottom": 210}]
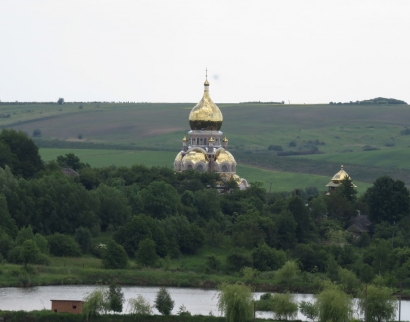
[
  {"left": 365, "top": 283, "right": 368, "bottom": 322},
  {"left": 399, "top": 280, "right": 402, "bottom": 322}
]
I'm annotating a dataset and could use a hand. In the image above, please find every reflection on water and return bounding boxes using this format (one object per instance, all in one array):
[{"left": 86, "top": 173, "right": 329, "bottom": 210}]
[{"left": 0, "top": 285, "right": 408, "bottom": 320}]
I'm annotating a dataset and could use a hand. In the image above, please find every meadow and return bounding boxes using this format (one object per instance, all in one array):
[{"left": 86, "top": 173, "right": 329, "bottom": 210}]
[
  {"left": 39, "top": 148, "right": 370, "bottom": 193},
  {"left": 2, "top": 102, "right": 410, "bottom": 154}
]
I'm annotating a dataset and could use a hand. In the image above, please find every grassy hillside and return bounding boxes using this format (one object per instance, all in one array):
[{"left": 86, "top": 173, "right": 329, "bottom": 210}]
[
  {"left": 40, "top": 148, "right": 370, "bottom": 193},
  {"left": 2, "top": 102, "right": 410, "bottom": 154}
]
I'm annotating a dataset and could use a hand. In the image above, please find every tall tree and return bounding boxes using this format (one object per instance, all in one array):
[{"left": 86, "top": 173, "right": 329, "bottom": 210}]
[
  {"left": 365, "top": 176, "right": 410, "bottom": 224},
  {"left": 105, "top": 283, "right": 124, "bottom": 314},
  {"left": 0, "top": 129, "right": 43, "bottom": 178},
  {"left": 102, "top": 240, "right": 128, "bottom": 269},
  {"left": 154, "top": 288, "right": 174, "bottom": 315}
]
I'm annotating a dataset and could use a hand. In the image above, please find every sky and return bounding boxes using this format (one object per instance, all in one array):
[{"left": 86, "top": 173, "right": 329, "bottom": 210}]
[{"left": 0, "top": 0, "right": 409, "bottom": 104}]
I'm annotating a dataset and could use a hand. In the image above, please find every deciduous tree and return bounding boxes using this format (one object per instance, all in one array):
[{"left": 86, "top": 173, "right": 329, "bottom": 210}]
[
  {"left": 155, "top": 287, "right": 174, "bottom": 315},
  {"left": 217, "top": 283, "right": 253, "bottom": 322},
  {"left": 358, "top": 284, "right": 397, "bottom": 322}
]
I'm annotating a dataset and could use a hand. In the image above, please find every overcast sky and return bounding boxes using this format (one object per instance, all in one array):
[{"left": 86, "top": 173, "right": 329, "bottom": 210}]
[{"left": 1, "top": 1, "right": 409, "bottom": 104}]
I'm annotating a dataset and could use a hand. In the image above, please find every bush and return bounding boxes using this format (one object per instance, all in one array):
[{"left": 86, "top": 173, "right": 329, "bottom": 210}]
[
  {"left": 226, "top": 248, "right": 252, "bottom": 272},
  {"left": 32, "top": 129, "right": 41, "bottom": 137},
  {"left": 268, "top": 145, "right": 283, "bottom": 151},
  {"left": 47, "top": 233, "right": 81, "bottom": 257},
  {"left": 270, "top": 292, "right": 298, "bottom": 320},
  {"left": 102, "top": 240, "right": 128, "bottom": 269},
  {"left": 128, "top": 295, "right": 153, "bottom": 316}
]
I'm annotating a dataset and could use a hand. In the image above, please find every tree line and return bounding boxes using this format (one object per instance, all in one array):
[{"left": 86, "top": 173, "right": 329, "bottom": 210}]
[{"left": 2, "top": 129, "right": 410, "bottom": 295}]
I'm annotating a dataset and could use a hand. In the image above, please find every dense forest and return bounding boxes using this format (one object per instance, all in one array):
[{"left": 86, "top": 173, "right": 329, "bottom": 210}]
[{"left": 1, "top": 129, "right": 410, "bottom": 294}]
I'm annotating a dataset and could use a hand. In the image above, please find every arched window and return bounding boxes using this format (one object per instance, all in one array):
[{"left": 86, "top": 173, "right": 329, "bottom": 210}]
[
  {"left": 196, "top": 164, "right": 204, "bottom": 171},
  {"left": 203, "top": 138, "right": 207, "bottom": 145},
  {"left": 222, "top": 165, "right": 228, "bottom": 172},
  {"left": 187, "top": 164, "right": 193, "bottom": 170},
  {"left": 196, "top": 138, "right": 199, "bottom": 145}
]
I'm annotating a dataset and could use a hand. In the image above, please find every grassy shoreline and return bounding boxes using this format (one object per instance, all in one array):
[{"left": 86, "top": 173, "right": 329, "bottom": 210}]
[{"left": 0, "top": 262, "right": 321, "bottom": 294}]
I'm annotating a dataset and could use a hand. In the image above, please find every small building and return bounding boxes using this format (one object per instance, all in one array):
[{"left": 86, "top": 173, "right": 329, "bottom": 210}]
[
  {"left": 61, "top": 168, "right": 80, "bottom": 176},
  {"left": 325, "top": 165, "right": 356, "bottom": 195},
  {"left": 51, "top": 300, "right": 83, "bottom": 314},
  {"left": 346, "top": 213, "right": 373, "bottom": 238}
]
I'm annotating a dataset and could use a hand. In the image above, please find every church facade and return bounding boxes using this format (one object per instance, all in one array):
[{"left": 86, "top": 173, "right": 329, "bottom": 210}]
[{"left": 174, "top": 76, "right": 249, "bottom": 190}]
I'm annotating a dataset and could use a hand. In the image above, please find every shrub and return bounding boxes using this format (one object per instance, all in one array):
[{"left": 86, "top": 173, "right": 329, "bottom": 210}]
[
  {"left": 32, "top": 129, "right": 41, "bottom": 137},
  {"left": 128, "top": 295, "right": 153, "bottom": 316},
  {"left": 268, "top": 145, "right": 283, "bottom": 151},
  {"left": 270, "top": 292, "right": 298, "bottom": 320},
  {"left": 47, "top": 233, "right": 81, "bottom": 257},
  {"left": 102, "top": 240, "right": 128, "bottom": 269}
]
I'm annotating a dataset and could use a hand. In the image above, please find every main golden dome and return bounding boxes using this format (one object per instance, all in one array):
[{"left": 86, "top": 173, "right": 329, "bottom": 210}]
[{"left": 189, "top": 78, "right": 223, "bottom": 131}]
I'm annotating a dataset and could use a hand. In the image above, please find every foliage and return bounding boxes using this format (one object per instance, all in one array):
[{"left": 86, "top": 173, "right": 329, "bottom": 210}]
[
  {"left": 56, "top": 153, "right": 86, "bottom": 170},
  {"left": 365, "top": 176, "right": 410, "bottom": 224},
  {"left": 270, "top": 292, "right": 298, "bottom": 320},
  {"left": 177, "top": 304, "right": 192, "bottom": 316},
  {"left": 299, "top": 300, "right": 319, "bottom": 322},
  {"left": 316, "top": 282, "right": 352, "bottom": 322},
  {"left": 226, "top": 248, "right": 252, "bottom": 272},
  {"left": 102, "top": 240, "right": 128, "bottom": 269},
  {"left": 338, "top": 267, "right": 360, "bottom": 293},
  {"left": 154, "top": 287, "right": 174, "bottom": 315},
  {"left": 74, "top": 227, "right": 92, "bottom": 254},
  {"left": 140, "top": 181, "right": 181, "bottom": 219},
  {"left": 32, "top": 129, "right": 42, "bottom": 137},
  {"left": 128, "top": 295, "right": 153, "bottom": 316},
  {"left": 217, "top": 283, "right": 253, "bottom": 322},
  {"left": 105, "top": 283, "right": 125, "bottom": 313},
  {"left": 82, "top": 288, "right": 106, "bottom": 319},
  {"left": 136, "top": 238, "right": 158, "bottom": 267},
  {"left": 0, "top": 129, "right": 44, "bottom": 178},
  {"left": 275, "top": 261, "right": 300, "bottom": 287},
  {"left": 358, "top": 284, "right": 397, "bottom": 322},
  {"left": 20, "top": 239, "right": 41, "bottom": 267},
  {"left": 252, "top": 243, "right": 286, "bottom": 271},
  {"left": 47, "top": 233, "right": 81, "bottom": 257}
]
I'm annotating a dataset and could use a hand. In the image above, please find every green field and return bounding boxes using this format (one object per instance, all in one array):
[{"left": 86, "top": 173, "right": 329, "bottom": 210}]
[
  {"left": 294, "top": 147, "right": 410, "bottom": 170},
  {"left": 2, "top": 102, "right": 410, "bottom": 154},
  {"left": 40, "top": 148, "right": 370, "bottom": 193}
]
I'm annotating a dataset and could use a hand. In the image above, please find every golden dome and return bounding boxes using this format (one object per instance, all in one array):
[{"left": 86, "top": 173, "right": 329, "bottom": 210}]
[
  {"left": 189, "top": 79, "right": 223, "bottom": 131},
  {"left": 331, "top": 165, "right": 351, "bottom": 182},
  {"left": 222, "top": 136, "right": 228, "bottom": 142},
  {"left": 182, "top": 136, "right": 187, "bottom": 142},
  {"left": 175, "top": 152, "right": 183, "bottom": 162},
  {"left": 209, "top": 137, "right": 215, "bottom": 142},
  {"left": 215, "top": 148, "right": 236, "bottom": 165},
  {"left": 182, "top": 148, "right": 209, "bottom": 164}
]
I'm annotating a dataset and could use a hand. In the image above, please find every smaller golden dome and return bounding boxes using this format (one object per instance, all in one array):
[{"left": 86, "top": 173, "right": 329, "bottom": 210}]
[
  {"left": 209, "top": 137, "right": 215, "bottom": 142},
  {"left": 215, "top": 148, "right": 236, "bottom": 165},
  {"left": 222, "top": 136, "right": 228, "bottom": 142},
  {"left": 182, "top": 136, "right": 187, "bottom": 142},
  {"left": 174, "top": 152, "right": 183, "bottom": 162},
  {"left": 204, "top": 78, "right": 209, "bottom": 85},
  {"left": 331, "top": 165, "right": 350, "bottom": 182},
  {"left": 182, "top": 148, "right": 209, "bottom": 164}
]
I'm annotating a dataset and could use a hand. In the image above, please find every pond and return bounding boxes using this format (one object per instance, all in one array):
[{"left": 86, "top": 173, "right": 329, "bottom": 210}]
[{"left": 0, "top": 285, "right": 408, "bottom": 320}]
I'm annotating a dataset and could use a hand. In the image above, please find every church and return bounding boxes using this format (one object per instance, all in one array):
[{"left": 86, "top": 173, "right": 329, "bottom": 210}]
[{"left": 174, "top": 74, "right": 249, "bottom": 190}]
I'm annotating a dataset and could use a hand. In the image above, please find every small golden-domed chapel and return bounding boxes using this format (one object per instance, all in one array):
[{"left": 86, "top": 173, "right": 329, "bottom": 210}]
[
  {"left": 174, "top": 73, "right": 249, "bottom": 190},
  {"left": 325, "top": 165, "right": 357, "bottom": 195}
]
